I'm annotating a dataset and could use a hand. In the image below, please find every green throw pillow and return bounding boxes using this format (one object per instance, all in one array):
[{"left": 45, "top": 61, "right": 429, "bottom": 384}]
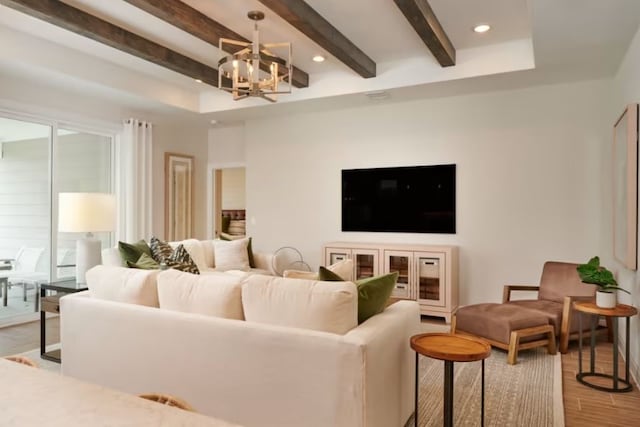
[
  {"left": 126, "top": 252, "right": 160, "bottom": 270},
  {"left": 119, "top": 240, "right": 152, "bottom": 264},
  {"left": 318, "top": 267, "right": 398, "bottom": 324}
]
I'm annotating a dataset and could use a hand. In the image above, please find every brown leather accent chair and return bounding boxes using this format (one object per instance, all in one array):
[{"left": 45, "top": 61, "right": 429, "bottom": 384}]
[{"left": 502, "top": 261, "right": 598, "bottom": 353}]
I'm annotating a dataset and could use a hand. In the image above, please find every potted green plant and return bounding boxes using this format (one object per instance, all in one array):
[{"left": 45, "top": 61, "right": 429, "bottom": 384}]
[{"left": 576, "top": 256, "right": 630, "bottom": 308}]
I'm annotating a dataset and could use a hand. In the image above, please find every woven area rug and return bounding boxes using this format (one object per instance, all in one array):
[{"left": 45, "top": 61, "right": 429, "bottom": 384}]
[{"left": 410, "top": 347, "right": 564, "bottom": 427}]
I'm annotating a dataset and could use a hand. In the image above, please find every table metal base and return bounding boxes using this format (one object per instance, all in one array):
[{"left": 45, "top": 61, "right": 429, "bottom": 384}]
[{"left": 577, "top": 309, "right": 633, "bottom": 393}]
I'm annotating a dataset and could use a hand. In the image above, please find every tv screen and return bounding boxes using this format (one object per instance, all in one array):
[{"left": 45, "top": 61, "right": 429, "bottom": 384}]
[{"left": 342, "top": 164, "right": 456, "bottom": 233}]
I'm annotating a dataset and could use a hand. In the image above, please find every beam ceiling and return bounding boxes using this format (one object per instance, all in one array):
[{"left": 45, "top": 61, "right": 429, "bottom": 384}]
[
  {"left": 0, "top": 0, "right": 224, "bottom": 86},
  {"left": 123, "top": 0, "right": 309, "bottom": 88},
  {"left": 394, "top": 0, "right": 456, "bottom": 67},
  {"left": 257, "top": 0, "right": 376, "bottom": 78}
]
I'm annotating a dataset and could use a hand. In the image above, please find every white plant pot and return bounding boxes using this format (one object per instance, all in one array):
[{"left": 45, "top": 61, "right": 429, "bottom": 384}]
[{"left": 595, "top": 290, "right": 617, "bottom": 309}]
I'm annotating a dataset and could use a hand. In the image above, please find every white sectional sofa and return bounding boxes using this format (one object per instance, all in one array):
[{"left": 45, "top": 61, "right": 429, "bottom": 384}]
[{"left": 60, "top": 266, "right": 421, "bottom": 427}]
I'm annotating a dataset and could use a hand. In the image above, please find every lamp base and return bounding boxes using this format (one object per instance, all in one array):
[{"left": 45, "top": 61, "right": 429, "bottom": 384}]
[{"left": 76, "top": 237, "right": 101, "bottom": 284}]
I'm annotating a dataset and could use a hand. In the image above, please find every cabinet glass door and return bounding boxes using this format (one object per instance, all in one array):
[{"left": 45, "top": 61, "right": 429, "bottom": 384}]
[
  {"left": 416, "top": 254, "right": 445, "bottom": 307},
  {"left": 353, "top": 249, "right": 378, "bottom": 280},
  {"left": 384, "top": 250, "right": 411, "bottom": 298}
]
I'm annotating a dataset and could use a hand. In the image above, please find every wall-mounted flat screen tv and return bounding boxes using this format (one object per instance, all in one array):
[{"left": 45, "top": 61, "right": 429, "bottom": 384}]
[{"left": 342, "top": 164, "right": 456, "bottom": 234}]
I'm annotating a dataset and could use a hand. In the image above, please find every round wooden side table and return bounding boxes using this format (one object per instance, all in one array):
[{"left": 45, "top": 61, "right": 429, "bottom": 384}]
[
  {"left": 573, "top": 301, "right": 638, "bottom": 392},
  {"left": 410, "top": 333, "right": 491, "bottom": 427}
]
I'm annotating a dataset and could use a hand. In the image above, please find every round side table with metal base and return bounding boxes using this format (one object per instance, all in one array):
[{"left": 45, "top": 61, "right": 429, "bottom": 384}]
[
  {"left": 410, "top": 333, "right": 491, "bottom": 427},
  {"left": 574, "top": 301, "right": 638, "bottom": 393}
]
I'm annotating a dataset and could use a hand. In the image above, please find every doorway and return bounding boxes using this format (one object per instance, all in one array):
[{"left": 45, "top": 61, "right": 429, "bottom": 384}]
[{"left": 212, "top": 166, "right": 246, "bottom": 238}]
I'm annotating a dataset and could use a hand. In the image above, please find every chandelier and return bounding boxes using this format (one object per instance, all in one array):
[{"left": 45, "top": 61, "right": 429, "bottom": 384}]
[{"left": 218, "top": 11, "right": 293, "bottom": 103}]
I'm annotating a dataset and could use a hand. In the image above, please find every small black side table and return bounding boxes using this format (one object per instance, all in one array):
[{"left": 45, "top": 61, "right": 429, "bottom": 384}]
[
  {"left": 574, "top": 301, "right": 638, "bottom": 392},
  {"left": 40, "top": 280, "right": 88, "bottom": 363}
]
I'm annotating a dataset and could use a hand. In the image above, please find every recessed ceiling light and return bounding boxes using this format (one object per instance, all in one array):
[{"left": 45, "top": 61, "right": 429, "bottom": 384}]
[
  {"left": 473, "top": 24, "right": 491, "bottom": 33},
  {"left": 195, "top": 78, "right": 203, "bottom": 83},
  {"left": 312, "top": 55, "right": 325, "bottom": 63}
]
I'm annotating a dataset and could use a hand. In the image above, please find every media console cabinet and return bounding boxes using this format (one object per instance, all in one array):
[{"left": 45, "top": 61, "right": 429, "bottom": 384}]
[{"left": 322, "top": 242, "right": 458, "bottom": 323}]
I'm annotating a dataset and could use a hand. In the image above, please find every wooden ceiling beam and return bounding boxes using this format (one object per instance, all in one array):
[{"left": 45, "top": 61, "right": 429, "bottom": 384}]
[
  {"left": 0, "top": 0, "right": 224, "bottom": 87},
  {"left": 123, "top": 0, "right": 309, "bottom": 88},
  {"left": 394, "top": 0, "right": 456, "bottom": 67},
  {"left": 257, "top": 0, "right": 376, "bottom": 78}
]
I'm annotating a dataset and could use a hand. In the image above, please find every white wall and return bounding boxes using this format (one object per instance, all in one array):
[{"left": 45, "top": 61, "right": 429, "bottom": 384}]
[
  {"left": 607, "top": 24, "right": 640, "bottom": 384},
  {"left": 244, "top": 80, "right": 608, "bottom": 306}
]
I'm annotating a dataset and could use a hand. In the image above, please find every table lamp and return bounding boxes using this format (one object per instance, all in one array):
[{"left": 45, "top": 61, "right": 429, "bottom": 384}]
[{"left": 58, "top": 192, "right": 116, "bottom": 284}]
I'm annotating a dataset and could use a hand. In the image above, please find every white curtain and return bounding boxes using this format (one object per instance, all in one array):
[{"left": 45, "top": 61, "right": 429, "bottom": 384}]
[{"left": 119, "top": 119, "right": 153, "bottom": 242}]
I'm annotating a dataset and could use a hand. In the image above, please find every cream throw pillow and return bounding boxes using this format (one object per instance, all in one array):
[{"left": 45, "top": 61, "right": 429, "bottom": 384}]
[
  {"left": 157, "top": 269, "right": 244, "bottom": 320},
  {"left": 86, "top": 265, "right": 160, "bottom": 307},
  {"left": 282, "top": 258, "right": 354, "bottom": 281},
  {"left": 214, "top": 237, "right": 250, "bottom": 271},
  {"left": 241, "top": 275, "right": 358, "bottom": 334},
  {"left": 327, "top": 258, "right": 353, "bottom": 281}
]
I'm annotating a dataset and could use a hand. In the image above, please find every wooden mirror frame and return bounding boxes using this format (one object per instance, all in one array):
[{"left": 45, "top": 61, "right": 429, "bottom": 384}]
[
  {"left": 613, "top": 104, "right": 638, "bottom": 270},
  {"left": 165, "top": 152, "right": 194, "bottom": 241}
]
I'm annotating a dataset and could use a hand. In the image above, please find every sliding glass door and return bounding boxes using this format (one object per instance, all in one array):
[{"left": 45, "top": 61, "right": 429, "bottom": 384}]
[{"left": 0, "top": 114, "right": 114, "bottom": 326}]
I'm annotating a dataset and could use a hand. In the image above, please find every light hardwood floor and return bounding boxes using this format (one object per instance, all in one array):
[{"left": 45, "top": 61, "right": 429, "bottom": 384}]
[
  {"left": 562, "top": 335, "right": 640, "bottom": 427},
  {"left": 1, "top": 319, "right": 640, "bottom": 426}
]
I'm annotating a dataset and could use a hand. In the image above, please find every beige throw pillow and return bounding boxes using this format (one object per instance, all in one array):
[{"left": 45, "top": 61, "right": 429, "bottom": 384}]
[
  {"left": 282, "top": 258, "right": 354, "bottom": 281},
  {"left": 214, "top": 238, "right": 250, "bottom": 271},
  {"left": 328, "top": 258, "right": 354, "bottom": 281},
  {"left": 157, "top": 269, "right": 244, "bottom": 320}
]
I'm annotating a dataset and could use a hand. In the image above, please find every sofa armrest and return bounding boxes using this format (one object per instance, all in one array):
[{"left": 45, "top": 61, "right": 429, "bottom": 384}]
[
  {"left": 502, "top": 284, "right": 539, "bottom": 303},
  {"left": 342, "top": 300, "right": 421, "bottom": 427}
]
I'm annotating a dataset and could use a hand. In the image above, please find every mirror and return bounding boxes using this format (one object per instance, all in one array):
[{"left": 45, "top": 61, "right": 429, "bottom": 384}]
[
  {"left": 613, "top": 104, "right": 638, "bottom": 270},
  {"left": 165, "top": 152, "right": 194, "bottom": 241}
]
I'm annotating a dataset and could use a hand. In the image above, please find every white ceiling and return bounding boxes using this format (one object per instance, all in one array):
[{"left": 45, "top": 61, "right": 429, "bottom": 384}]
[{"left": 0, "top": 0, "right": 639, "bottom": 122}]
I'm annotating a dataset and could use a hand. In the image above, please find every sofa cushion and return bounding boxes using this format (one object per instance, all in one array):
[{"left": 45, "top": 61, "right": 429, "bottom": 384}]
[
  {"left": 118, "top": 240, "right": 152, "bottom": 264},
  {"left": 241, "top": 275, "right": 357, "bottom": 334},
  {"left": 319, "top": 268, "right": 398, "bottom": 324},
  {"left": 214, "top": 238, "right": 250, "bottom": 271},
  {"left": 86, "top": 265, "right": 159, "bottom": 307},
  {"left": 157, "top": 269, "right": 244, "bottom": 320}
]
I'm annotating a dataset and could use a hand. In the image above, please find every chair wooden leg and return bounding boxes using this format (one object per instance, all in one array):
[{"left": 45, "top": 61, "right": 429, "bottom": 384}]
[
  {"left": 507, "top": 331, "right": 520, "bottom": 365},
  {"left": 451, "top": 314, "right": 457, "bottom": 334},
  {"left": 546, "top": 328, "right": 557, "bottom": 355}
]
